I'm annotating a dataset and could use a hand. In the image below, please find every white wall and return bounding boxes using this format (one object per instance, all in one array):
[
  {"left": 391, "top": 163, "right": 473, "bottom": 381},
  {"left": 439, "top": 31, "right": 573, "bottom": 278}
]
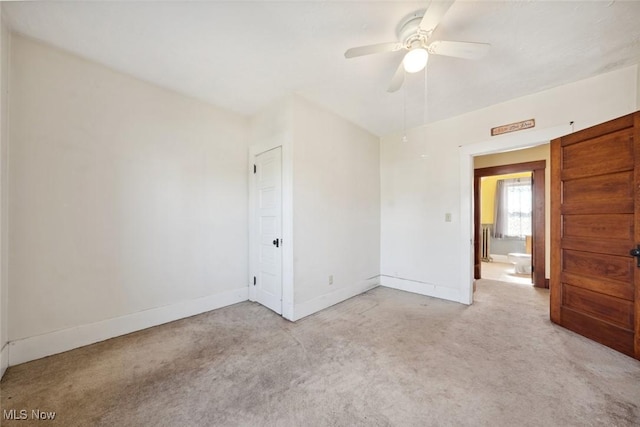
[
  {"left": 291, "top": 96, "right": 380, "bottom": 319},
  {"left": 8, "top": 35, "right": 249, "bottom": 364},
  {"left": 475, "top": 144, "right": 551, "bottom": 278},
  {"left": 248, "top": 97, "right": 295, "bottom": 319},
  {"left": 249, "top": 97, "right": 292, "bottom": 143},
  {"left": 6, "top": 29, "right": 637, "bottom": 369},
  {"left": 249, "top": 95, "right": 380, "bottom": 320},
  {"left": 0, "top": 10, "right": 10, "bottom": 378},
  {"left": 381, "top": 65, "right": 638, "bottom": 303}
]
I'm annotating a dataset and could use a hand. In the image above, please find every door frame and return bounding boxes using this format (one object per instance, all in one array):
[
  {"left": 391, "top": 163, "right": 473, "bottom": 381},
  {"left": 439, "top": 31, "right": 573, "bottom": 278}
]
[
  {"left": 474, "top": 161, "right": 546, "bottom": 288},
  {"left": 249, "top": 134, "right": 294, "bottom": 320},
  {"left": 459, "top": 124, "right": 572, "bottom": 304}
]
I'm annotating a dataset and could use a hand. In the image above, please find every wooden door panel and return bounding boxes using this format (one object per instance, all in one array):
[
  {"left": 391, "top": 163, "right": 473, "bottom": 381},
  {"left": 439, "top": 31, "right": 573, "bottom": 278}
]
[
  {"left": 563, "top": 214, "right": 633, "bottom": 241},
  {"left": 561, "top": 271, "right": 634, "bottom": 301},
  {"left": 562, "top": 172, "right": 633, "bottom": 205},
  {"left": 561, "top": 308, "right": 635, "bottom": 356},
  {"left": 561, "top": 237, "right": 633, "bottom": 257},
  {"left": 561, "top": 129, "right": 633, "bottom": 177},
  {"left": 563, "top": 284, "right": 634, "bottom": 328},
  {"left": 559, "top": 114, "right": 634, "bottom": 146},
  {"left": 561, "top": 200, "right": 634, "bottom": 216},
  {"left": 563, "top": 250, "right": 633, "bottom": 284},
  {"left": 551, "top": 111, "right": 640, "bottom": 360}
]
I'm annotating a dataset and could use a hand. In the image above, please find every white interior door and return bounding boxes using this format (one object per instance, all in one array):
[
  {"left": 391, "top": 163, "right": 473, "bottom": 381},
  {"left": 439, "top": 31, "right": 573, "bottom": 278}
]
[{"left": 253, "top": 147, "right": 283, "bottom": 314}]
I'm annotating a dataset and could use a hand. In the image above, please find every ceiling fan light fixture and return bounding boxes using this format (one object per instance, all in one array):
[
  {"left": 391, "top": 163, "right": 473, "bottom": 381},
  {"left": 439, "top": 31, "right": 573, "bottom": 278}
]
[{"left": 403, "top": 48, "right": 428, "bottom": 73}]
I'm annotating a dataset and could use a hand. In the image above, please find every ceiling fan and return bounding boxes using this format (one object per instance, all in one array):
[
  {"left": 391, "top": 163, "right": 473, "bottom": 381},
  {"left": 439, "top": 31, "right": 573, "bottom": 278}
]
[{"left": 344, "top": 0, "right": 490, "bottom": 92}]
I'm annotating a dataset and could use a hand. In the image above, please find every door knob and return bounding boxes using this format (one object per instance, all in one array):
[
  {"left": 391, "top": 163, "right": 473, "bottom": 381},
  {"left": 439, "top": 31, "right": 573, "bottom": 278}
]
[
  {"left": 272, "top": 238, "right": 280, "bottom": 248},
  {"left": 630, "top": 245, "right": 640, "bottom": 267}
]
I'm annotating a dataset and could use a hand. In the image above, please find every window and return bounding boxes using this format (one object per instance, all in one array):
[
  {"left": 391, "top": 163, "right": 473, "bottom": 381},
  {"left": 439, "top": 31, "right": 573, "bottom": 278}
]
[{"left": 494, "top": 177, "right": 532, "bottom": 238}]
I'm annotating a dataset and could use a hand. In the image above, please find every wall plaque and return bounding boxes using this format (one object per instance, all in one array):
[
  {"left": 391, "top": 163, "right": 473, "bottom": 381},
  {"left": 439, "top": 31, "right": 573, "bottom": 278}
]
[{"left": 491, "top": 119, "right": 535, "bottom": 136}]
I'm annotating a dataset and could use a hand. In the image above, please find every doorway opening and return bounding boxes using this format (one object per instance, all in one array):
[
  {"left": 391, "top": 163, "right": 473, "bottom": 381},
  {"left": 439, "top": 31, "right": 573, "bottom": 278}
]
[
  {"left": 459, "top": 123, "right": 571, "bottom": 304},
  {"left": 474, "top": 160, "right": 546, "bottom": 288},
  {"left": 481, "top": 259, "right": 533, "bottom": 285},
  {"left": 478, "top": 171, "right": 533, "bottom": 285}
]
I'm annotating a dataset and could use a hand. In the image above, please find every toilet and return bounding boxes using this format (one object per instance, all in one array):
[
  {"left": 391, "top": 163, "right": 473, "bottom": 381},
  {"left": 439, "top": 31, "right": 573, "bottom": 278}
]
[
  {"left": 508, "top": 235, "right": 532, "bottom": 274},
  {"left": 507, "top": 253, "right": 532, "bottom": 274}
]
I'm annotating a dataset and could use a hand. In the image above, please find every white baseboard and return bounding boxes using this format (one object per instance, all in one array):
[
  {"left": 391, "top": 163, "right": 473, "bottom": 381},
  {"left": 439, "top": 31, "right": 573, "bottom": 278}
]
[
  {"left": 292, "top": 278, "right": 379, "bottom": 321},
  {"left": 0, "top": 342, "right": 8, "bottom": 379},
  {"left": 281, "top": 301, "right": 295, "bottom": 322},
  {"left": 381, "top": 275, "right": 461, "bottom": 303},
  {"left": 8, "top": 287, "right": 249, "bottom": 366}
]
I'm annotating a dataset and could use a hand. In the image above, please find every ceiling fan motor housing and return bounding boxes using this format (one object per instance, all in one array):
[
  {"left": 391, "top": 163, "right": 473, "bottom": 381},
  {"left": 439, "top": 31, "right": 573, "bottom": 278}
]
[{"left": 397, "top": 13, "right": 431, "bottom": 50}]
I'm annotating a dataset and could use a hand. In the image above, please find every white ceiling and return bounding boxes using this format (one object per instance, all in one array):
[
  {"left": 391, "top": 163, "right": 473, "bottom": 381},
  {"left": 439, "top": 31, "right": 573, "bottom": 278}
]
[{"left": 4, "top": 1, "right": 640, "bottom": 137}]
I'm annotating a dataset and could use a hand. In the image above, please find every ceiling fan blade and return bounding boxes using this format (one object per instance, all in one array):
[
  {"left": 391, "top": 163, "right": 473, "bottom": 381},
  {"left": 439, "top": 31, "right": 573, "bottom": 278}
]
[
  {"left": 428, "top": 40, "right": 491, "bottom": 59},
  {"left": 344, "top": 42, "right": 404, "bottom": 58},
  {"left": 419, "top": 0, "right": 455, "bottom": 34},
  {"left": 387, "top": 61, "right": 405, "bottom": 93}
]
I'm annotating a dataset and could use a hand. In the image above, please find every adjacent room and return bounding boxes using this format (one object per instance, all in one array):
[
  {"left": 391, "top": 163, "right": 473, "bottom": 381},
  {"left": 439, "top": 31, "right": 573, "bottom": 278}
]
[
  {"left": 479, "top": 168, "right": 534, "bottom": 285},
  {"left": 474, "top": 144, "right": 551, "bottom": 287},
  {"left": 1, "top": 1, "right": 640, "bottom": 425}
]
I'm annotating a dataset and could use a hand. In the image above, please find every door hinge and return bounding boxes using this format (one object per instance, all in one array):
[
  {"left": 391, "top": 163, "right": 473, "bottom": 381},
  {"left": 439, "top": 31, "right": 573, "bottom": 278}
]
[
  {"left": 253, "top": 276, "right": 256, "bottom": 286},
  {"left": 531, "top": 265, "right": 534, "bottom": 272},
  {"left": 253, "top": 164, "right": 256, "bottom": 174}
]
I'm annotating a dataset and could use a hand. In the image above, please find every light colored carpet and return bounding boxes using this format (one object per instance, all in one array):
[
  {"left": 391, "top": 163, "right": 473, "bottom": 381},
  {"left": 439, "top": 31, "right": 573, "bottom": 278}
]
[
  {"left": 1, "top": 280, "right": 639, "bottom": 426},
  {"left": 481, "top": 261, "right": 532, "bottom": 285}
]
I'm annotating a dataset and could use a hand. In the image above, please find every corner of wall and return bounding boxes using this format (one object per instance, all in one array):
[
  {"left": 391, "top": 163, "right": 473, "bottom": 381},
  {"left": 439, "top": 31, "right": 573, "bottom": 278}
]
[
  {"left": 289, "top": 95, "right": 380, "bottom": 315},
  {"left": 380, "top": 276, "right": 461, "bottom": 304},
  {"left": 292, "top": 278, "right": 379, "bottom": 321}
]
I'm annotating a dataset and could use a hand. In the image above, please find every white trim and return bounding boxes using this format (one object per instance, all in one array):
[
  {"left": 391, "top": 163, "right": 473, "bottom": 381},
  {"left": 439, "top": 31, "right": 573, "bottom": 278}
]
[
  {"left": 8, "top": 287, "right": 248, "bottom": 366},
  {"left": 459, "top": 124, "right": 572, "bottom": 305},
  {"left": 0, "top": 342, "right": 8, "bottom": 378},
  {"left": 381, "top": 276, "right": 461, "bottom": 303},
  {"left": 248, "top": 132, "right": 295, "bottom": 320},
  {"left": 292, "top": 279, "right": 379, "bottom": 321},
  {"left": 281, "top": 135, "right": 295, "bottom": 321},
  {"left": 0, "top": 12, "right": 10, "bottom": 383}
]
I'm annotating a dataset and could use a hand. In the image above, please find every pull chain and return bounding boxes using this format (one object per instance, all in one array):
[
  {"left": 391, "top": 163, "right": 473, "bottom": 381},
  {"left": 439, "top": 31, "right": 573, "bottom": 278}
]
[
  {"left": 423, "top": 66, "right": 428, "bottom": 127},
  {"left": 402, "top": 70, "right": 408, "bottom": 143}
]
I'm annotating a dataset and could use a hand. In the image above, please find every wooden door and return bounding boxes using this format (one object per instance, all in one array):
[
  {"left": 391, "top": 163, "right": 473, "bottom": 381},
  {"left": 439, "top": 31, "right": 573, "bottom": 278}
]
[
  {"left": 254, "top": 147, "right": 283, "bottom": 315},
  {"left": 551, "top": 112, "right": 640, "bottom": 359}
]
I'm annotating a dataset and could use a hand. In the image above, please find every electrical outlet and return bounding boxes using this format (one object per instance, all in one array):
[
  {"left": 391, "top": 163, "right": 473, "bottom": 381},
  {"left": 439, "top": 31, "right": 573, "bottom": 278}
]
[
  {"left": 445, "top": 213, "right": 452, "bottom": 222},
  {"left": 329, "top": 275, "right": 334, "bottom": 285}
]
